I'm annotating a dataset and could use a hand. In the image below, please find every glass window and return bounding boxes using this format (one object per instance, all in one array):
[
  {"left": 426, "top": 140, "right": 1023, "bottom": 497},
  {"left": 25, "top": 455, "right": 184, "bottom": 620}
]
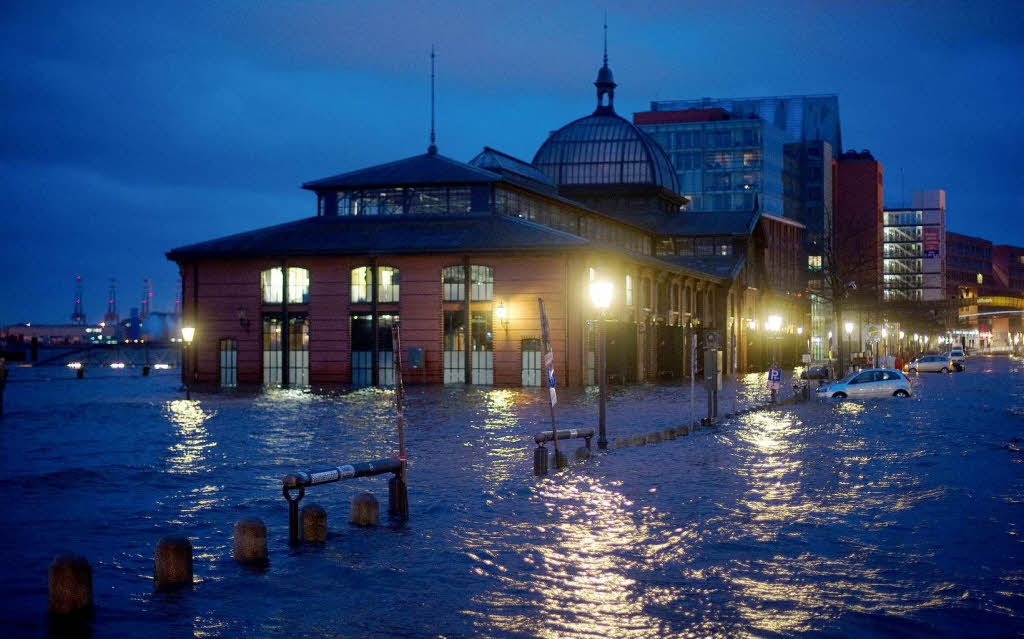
[
  {"left": 262, "top": 314, "right": 282, "bottom": 386},
  {"left": 261, "top": 268, "right": 283, "bottom": 304},
  {"left": 470, "top": 265, "right": 493, "bottom": 301},
  {"left": 351, "top": 267, "right": 371, "bottom": 303},
  {"left": 443, "top": 266, "right": 465, "bottom": 301},
  {"left": 625, "top": 274, "right": 633, "bottom": 306},
  {"left": 350, "top": 314, "right": 374, "bottom": 387},
  {"left": 378, "top": 266, "right": 400, "bottom": 303},
  {"left": 288, "top": 268, "right": 309, "bottom": 304},
  {"left": 289, "top": 314, "right": 309, "bottom": 387},
  {"left": 219, "top": 338, "right": 237, "bottom": 388},
  {"left": 261, "top": 267, "right": 308, "bottom": 304},
  {"left": 443, "top": 310, "right": 465, "bottom": 384}
]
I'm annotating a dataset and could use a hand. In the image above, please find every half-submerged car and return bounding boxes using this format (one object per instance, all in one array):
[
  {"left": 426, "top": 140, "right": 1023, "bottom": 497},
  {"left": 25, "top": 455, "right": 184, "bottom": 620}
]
[
  {"left": 817, "top": 368, "right": 913, "bottom": 399},
  {"left": 908, "top": 354, "right": 953, "bottom": 373}
]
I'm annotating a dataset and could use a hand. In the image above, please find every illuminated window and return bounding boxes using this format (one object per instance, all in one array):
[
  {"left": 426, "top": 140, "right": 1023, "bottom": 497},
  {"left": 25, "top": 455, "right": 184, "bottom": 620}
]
[
  {"left": 808, "top": 255, "right": 822, "bottom": 270},
  {"left": 261, "top": 267, "right": 308, "bottom": 304},
  {"left": 977, "top": 273, "right": 983, "bottom": 285},
  {"left": 262, "top": 268, "right": 283, "bottom": 304},
  {"left": 625, "top": 274, "right": 634, "bottom": 306},
  {"left": 378, "top": 266, "right": 400, "bottom": 302},
  {"left": 287, "top": 268, "right": 309, "bottom": 304},
  {"left": 351, "top": 267, "right": 371, "bottom": 303}
]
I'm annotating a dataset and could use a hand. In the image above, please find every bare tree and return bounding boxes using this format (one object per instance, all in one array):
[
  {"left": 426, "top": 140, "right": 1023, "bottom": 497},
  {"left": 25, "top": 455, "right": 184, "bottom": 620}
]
[{"left": 815, "top": 202, "right": 881, "bottom": 374}]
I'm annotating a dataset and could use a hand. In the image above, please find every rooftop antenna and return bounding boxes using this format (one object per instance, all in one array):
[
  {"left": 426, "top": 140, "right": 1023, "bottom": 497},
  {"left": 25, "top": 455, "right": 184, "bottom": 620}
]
[
  {"left": 428, "top": 45, "right": 437, "bottom": 155},
  {"left": 603, "top": 10, "right": 608, "bottom": 67}
]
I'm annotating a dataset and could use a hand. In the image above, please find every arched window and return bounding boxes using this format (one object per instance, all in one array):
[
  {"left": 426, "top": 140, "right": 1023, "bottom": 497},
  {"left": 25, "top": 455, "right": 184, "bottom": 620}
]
[
  {"left": 442, "top": 265, "right": 493, "bottom": 302},
  {"left": 378, "top": 266, "right": 400, "bottom": 303},
  {"left": 471, "top": 265, "right": 493, "bottom": 301},
  {"left": 351, "top": 266, "right": 371, "bottom": 303},
  {"left": 262, "top": 267, "right": 309, "bottom": 304},
  {"left": 442, "top": 266, "right": 464, "bottom": 301}
]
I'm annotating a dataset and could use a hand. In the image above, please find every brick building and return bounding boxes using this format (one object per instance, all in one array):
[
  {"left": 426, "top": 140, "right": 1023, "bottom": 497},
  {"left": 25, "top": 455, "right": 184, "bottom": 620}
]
[
  {"left": 834, "top": 150, "right": 883, "bottom": 298},
  {"left": 168, "top": 56, "right": 804, "bottom": 389}
]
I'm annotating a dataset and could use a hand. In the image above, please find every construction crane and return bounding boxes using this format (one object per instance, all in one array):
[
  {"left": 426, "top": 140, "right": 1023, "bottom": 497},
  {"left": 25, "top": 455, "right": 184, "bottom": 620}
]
[{"left": 70, "top": 275, "right": 86, "bottom": 325}]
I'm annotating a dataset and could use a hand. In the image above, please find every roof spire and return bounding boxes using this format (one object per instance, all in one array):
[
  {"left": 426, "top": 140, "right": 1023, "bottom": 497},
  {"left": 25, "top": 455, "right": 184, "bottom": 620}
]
[
  {"left": 603, "top": 11, "right": 608, "bottom": 67},
  {"left": 594, "top": 14, "right": 616, "bottom": 115},
  {"left": 428, "top": 45, "right": 437, "bottom": 155}
]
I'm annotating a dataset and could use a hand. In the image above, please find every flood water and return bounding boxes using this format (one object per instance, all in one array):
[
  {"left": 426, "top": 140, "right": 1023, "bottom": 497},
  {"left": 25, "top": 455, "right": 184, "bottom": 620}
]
[{"left": 1, "top": 356, "right": 1023, "bottom": 637}]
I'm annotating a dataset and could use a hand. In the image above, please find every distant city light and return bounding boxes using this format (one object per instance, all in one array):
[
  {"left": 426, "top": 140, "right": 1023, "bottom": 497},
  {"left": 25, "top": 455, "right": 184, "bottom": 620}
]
[
  {"left": 67, "top": 362, "right": 82, "bottom": 369},
  {"left": 110, "top": 362, "right": 126, "bottom": 369},
  {"left": 153, "top": 363, "right": 171, "bottom": 370}
]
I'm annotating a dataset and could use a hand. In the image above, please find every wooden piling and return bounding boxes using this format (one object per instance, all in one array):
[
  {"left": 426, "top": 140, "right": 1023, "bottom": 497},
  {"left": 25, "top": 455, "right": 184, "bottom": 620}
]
[
  {"left": 154, "top": 536, "right": 193, "bottom": 591},
  {"left": 48, "top": 554, "right": 93, "bottom": 618},
  {"left": 349, "top": 493, "right": 379, "bottom": 527},
  {"left": 233, "top": 518, "right": 268, "bottom": 562},
  {"left": 301, "top": 504, "right": 328, "bottom": 542}
]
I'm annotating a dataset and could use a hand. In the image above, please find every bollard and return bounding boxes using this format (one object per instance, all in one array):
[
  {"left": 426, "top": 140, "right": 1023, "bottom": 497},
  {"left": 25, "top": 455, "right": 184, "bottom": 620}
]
[
  {"left": 533, "top": 445, "right": 549, "bottom": 476},
  {"left": 613, "top": 438, "right": 629, "bottom": 449},
  {"left": 574, "top": 446, "right": 590, "bottom": 462},
  {"left": 662, "top": 428, "right": 676, "bottom": 440},
  {"left": 677, "top": 425, "right": 690, "bottom": 436},
  {"left": 553, "top": 450, "right": 569, "bottom": 469},
  {"left": 646, "top": 431, "right": 662, "bottom": 444},
  {"left": 233, "top": 518, "right": 268, "bottom": 562},
  {"left": 48, "top": 554, "right": 93, "bottom": 619},
  {"left": 301, "top": 504, "right": 328, "bottom": 542},
  {"left": 142, "top": 365, "right": 150, "bottom": 377},
  {"left": 76, "top": 367, "right": 84, "bottom": 379},
  {"left": 630, "top": 433, "right": 646, "bottom": 446},
  {"left": 349, "top": 492, "right": 379, "bottom": 527},
  {"left": 388, "top": 475, "right": 409, "bottom": 520},
  {"left": 154, "top": 536, "right": 193, "bottom": 592}
]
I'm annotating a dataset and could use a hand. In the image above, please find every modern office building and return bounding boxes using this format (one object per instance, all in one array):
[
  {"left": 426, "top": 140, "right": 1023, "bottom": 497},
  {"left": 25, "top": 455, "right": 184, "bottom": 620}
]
[
  {"left": 632, "top": 108, "right": 788, "bottom": 215},
  {"left": 882, "top": 190, "right": 946, "bottom": 302},
  {"left": 646, "top": 95, "right": 841, "bottom": 157}
]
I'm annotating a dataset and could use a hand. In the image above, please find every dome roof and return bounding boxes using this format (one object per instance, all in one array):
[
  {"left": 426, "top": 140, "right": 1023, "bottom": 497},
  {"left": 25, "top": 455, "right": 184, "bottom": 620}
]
[{"left": 532, "top": 112, "right": 679, "bottom": 192}]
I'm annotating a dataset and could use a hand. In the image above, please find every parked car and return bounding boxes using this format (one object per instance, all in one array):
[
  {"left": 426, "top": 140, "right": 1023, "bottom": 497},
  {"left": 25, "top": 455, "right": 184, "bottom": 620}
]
[
  {"left": 947, "top": 349, "right": 966, "bottom": 371},
  {"left": 908, "top": 354, "right": 954, "bottom": 373},
  {"left": 817, "top": 368, "right": 913, "bottom": 399}
]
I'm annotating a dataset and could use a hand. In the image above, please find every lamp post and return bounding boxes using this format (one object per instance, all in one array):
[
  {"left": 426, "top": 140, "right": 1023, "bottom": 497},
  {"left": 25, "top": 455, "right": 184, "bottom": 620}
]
[
  {"left": 181, "top": 325, "right": 195, "bottom": 400},
  {"left": 589, "top": 278, "right": 613, "bottom": 450},
  {"left": 766, "top": 314, "right": 782, "bottom": 402},
  {"left": 844, "top": 321, "right": 854, "bottom": 374}
]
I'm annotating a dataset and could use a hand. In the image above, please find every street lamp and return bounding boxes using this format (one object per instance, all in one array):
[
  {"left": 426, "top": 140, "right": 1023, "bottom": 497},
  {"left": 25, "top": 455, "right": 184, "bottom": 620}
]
[
  {"left": 589, "top": 278, "right": 613, "bottom": 450},
  {"left": 181, "top": 325, "right": 195, "bottom": 400}
]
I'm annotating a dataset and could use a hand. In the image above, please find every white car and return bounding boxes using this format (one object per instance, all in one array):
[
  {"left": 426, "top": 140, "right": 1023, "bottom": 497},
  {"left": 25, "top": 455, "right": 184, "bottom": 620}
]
[
  {"left": 946, "top": 349, "right": 966, "bottom": 371},
  {"left": 908, "top": 354, "right": 953, "bottom": 373},
  {"left": 817, "top": 368, "right": 913, "bottom": 399}
]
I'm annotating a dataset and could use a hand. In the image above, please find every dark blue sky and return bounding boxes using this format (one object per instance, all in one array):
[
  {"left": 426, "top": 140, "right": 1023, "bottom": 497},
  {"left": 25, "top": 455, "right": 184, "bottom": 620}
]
[{"left": 2, "top": 1, "right": 1023, "bottom": 325}]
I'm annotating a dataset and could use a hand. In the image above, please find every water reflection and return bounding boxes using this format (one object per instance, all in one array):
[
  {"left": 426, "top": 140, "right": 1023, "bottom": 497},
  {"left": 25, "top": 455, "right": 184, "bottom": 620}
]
[
  {"left": 163, "top": 399, "right": 216, "bottom": 475},
  {"left": 462, "top": 476, "right": 672, "bottom": 638}
]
